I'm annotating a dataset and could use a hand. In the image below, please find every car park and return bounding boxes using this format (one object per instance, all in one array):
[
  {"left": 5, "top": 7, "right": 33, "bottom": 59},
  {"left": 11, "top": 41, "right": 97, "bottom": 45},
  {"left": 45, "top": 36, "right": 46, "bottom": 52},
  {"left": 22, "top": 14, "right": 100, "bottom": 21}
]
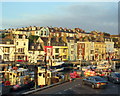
[
  {"left": 82, "top": 76, "right": 108, "bottom": 89},
  {"left": 107, "top": 72, "right": 120, "bottom": 84}
]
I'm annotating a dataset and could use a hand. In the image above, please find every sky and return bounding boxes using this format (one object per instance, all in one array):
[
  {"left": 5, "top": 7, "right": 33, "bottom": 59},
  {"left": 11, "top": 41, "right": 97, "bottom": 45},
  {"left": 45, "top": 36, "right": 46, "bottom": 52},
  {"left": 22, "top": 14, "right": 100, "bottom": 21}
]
[{"left": 0, "top": 1, "right": 119, "bottom": 35}]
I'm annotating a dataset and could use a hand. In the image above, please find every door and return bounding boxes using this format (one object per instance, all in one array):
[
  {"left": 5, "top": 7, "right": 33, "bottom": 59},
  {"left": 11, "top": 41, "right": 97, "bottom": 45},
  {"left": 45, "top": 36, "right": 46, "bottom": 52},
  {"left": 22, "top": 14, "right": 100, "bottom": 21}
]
[
  {"left": 85, "top": 77, "right": 91, "bottom": 85},
  {"left": 89, "top": 78, "right": 95, "bottom": 86},
  {"left": 110, "top": 73, "right": 114, "bottom": 81}
]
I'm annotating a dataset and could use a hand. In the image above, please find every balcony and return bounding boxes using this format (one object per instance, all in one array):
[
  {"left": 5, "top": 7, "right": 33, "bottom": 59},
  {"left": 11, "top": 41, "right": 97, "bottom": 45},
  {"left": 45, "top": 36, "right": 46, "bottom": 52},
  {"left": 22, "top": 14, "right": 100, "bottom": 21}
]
[
  {"left": 14, "top": 52, "right": 25, "bottom": 54},
  {"left": 3, "top": 52, "right": 10, "bottom": 54},
  {"left": 55, "top": 53, "right": 60, "bottom": 55},
  {"left": 16, "top": 60, "right": 27, "bottom": 62}
]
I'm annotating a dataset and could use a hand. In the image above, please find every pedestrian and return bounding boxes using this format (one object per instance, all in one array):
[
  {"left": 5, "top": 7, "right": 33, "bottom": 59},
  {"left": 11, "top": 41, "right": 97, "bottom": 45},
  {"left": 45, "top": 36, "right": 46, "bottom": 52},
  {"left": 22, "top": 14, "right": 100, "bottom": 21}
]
[
  {"left": 4, "top": 81, "right": 10, "bottom": 86},
  {"left": 61, "top": 74, "right": 64, "bottom": 80},
  {"left": 2, "top": 81, "right": 4, "bottom": 86},
  {"left": 69, "top": 78, "right": 72, "bottom": 82}
]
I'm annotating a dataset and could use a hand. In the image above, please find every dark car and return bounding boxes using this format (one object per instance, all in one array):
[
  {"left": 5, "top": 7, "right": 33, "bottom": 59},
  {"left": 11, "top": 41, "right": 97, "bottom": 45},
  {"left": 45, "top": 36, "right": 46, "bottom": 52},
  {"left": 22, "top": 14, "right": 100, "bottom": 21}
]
[
  {"left": 107, "top": 72, "right": 120, "bottom": 84},
  {"left": 10, "top": 80, "right": 35, "bottom": 92},
  {"left": 82, "top": 76, "right": 108, "bottom": 89}
]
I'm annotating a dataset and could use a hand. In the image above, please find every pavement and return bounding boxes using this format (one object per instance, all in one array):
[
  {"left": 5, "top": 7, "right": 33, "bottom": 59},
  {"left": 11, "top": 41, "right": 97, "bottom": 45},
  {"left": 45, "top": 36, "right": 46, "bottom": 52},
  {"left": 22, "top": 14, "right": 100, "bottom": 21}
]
[{"left": 27, "top": 78, "right": 120, "bottom": 95}]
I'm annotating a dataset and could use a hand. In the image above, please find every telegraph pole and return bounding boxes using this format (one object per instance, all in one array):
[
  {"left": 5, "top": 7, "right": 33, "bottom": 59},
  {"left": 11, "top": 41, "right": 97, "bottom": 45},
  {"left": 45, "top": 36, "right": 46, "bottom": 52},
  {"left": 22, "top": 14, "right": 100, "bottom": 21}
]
[
  {"left": 44, "top": 53, "right": 47, "bottom": 86},
  {"left": 48, "top": 35, "right": 52, "bottom": 85},
  {"left": 34, "top": 65, "right": 38, "bottom": 89},
  {"left": 14, "top": 34, "right": 17, "bottom": 67}
]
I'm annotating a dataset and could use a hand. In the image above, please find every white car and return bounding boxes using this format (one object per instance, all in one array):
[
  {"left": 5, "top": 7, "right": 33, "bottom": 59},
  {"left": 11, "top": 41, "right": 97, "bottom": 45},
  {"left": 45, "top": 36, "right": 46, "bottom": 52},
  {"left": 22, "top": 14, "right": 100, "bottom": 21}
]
[{"left": 97, "top": 64, "right": 110, "bottom": 69}]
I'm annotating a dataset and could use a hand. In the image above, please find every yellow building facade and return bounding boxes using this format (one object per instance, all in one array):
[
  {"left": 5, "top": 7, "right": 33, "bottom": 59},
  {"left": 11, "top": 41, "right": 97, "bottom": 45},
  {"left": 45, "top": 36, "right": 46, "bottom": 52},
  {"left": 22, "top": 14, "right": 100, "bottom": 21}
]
[
  {"left": 52, "top": 46, "right": 68, "bottom": 64},
  {"left": 84, "top": 42, "right": 92, "bottom": 61},
  {"left": 94, "top": 42, "right": 106, "bottom": 61}
]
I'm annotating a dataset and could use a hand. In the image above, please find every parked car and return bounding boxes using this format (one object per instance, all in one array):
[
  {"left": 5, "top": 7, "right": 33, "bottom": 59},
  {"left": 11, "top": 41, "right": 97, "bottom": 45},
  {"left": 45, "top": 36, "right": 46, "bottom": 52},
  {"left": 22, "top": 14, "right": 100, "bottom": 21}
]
[
  {"left": 97, "top": 64, "right": 110, "bottom": 69},
  {"left": 82, "top": 76, "right": 108, "bottom": 88},
  {"left": 107, "top": 72, "right": 120, "bottom": 84},
  {"left": 10, "top": 80, "right": 35, "bottom": 92}
]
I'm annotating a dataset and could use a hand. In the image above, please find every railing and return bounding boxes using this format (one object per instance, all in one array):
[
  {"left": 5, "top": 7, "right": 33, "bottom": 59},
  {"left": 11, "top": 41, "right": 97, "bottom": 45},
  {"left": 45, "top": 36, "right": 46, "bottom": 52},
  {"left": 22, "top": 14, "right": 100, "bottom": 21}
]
[
  {"left": 21, "top": 73, "right": 70, "bottom": 95},
  {"left": 22, "top": 81, "right": 67, "bottom": 95},
  {"left": 14, "top": 52, "right": 25, "bottom": 54}
]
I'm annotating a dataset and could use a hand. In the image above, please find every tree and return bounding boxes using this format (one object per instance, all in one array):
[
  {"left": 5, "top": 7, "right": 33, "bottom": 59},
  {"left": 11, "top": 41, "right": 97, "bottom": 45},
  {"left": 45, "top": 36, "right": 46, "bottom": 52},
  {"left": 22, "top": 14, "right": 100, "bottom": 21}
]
[{"left": 103, "top": 32, "right": 110, "bottom": 36}]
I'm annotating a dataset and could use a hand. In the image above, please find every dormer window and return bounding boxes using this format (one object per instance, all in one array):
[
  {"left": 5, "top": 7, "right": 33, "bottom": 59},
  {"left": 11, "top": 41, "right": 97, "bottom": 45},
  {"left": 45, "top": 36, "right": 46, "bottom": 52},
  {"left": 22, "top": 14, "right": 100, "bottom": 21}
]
[
  {"left": 6, "top": 42, "right": 10, "bottom": 44},
  {"left": 51, "top": 30, "right": 53, "bottom": 32},
  {"left": 23, "top": 35, "right": 26, "bottom": 39},
  {"left": 41, "top": 30, "right": 43, "bottom": 35},
  {"left": 44, "top": 31, "right": 46, "bottom": 35},
  {"left": 32, "top": 46, "right": 34, "bottom": 49},
  {"left": 24, "top": 42, "right": 26, "bottom": 46},
  {"left": 19, "top": 35, "right": 22, "bottom": 39},
  {"left": 16, "top": 42, "right": 18, "bottom": 45},
  {"left": 36, "top": 31, "right": 38, "bottom": 34},
  {"left": 38, "top": 46, "right": 41, "bottom": 49}
]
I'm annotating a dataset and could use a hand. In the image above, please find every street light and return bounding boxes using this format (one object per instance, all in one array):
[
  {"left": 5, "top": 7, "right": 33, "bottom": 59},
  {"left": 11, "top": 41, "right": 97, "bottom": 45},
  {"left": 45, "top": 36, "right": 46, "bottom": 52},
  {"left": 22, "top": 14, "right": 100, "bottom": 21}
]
[
  {"left": 44, "top": 53, "right": 47, "bottom": 86},
  {"left": 79, "top": 57, "right": 82, "bottom": 71},
  {"left": 79, "top": 58, "right": 82, "bottom": 77}
]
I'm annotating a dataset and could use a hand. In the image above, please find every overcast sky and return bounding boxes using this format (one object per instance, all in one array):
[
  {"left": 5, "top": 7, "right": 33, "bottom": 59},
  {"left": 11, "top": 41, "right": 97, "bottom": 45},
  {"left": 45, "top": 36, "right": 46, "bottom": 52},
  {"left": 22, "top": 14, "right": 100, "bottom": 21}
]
[{"left": 0, "top": 2, "right": 119, "bottom": 35}]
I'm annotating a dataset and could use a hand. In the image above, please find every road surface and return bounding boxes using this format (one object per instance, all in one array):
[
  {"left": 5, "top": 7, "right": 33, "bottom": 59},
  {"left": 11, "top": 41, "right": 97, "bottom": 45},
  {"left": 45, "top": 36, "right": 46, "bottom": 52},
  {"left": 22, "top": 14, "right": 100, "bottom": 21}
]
[{"left": 28, "top": 78, "right": 120, "bottom": 95}]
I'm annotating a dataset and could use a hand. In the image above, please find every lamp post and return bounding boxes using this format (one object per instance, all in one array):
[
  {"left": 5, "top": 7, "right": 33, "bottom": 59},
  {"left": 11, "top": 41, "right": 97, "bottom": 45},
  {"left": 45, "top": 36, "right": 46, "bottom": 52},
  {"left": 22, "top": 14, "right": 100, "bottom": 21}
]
[
  {"left": 79, "top": 58, "right": 82, "bottom": 77},
  {"left": 79, "top": 58, "right": 82, "bottom": 71},
  {"left": 34, "top": 65, "right": 37, "bottom": 89},
  {"left": 44, "top": 53, "right": 47, "bottom": 86}
]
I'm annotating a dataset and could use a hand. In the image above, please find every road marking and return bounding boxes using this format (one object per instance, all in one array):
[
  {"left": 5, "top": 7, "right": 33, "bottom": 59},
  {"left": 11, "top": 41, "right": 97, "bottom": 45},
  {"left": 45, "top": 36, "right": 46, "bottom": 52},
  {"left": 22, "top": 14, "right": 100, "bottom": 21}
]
[
  {"left": 64, "top": 89, "right": 68, "bottom": 91},
  {"left": 112, "top": 86, "right": 116, "bottom": 87},
  {"left": 73, "top": 89, "right": 81, "bottom": 94},
  {"left": 75, "top": 85, "right": 78, "bottom": 87},
  {"left": 58, "top": 92, "right": 62, "bottom": 94}
]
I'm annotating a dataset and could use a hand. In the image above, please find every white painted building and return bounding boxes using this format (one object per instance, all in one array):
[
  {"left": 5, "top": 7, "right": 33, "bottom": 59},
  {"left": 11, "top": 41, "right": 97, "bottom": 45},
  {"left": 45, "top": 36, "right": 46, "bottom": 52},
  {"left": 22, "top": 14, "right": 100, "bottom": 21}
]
[
  {"left": 0, "top": 43, "right": 15, "bottom": 61},
  {"left": 105, "top": 41, "right": 114, "bottom": 53},
  {"left": 34, "top": 27, "right": 50, "bottom": 37},
  {"left": 13, "top": 34, "right": 29, "bottom": 61}
]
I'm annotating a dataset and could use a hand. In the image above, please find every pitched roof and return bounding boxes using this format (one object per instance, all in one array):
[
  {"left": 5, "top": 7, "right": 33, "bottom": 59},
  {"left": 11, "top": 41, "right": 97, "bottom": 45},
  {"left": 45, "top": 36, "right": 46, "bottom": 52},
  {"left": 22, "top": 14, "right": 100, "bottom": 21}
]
[
  {"left": 41, "top": 37, "right": 49, "bottom": 46},
  {"left": 29, "top": 42, "right": 44, "bottom": 51},
  {"left": 67, "top": 37, "right": 74, "bottom": 40},
  {"left": 48, "top": 27, "right": 56, "bottom": 32},
  {"left": 51, "top": 37, "right": 67, "bottom": 46},
  {"left": 110, "top": 35, "right": 120, "bottom": 37},
  {"left": 67, "top": 37, "right": 77, "bottom": 43},
  {"left": 0, "top": 34, "right": 14, "bottom": 44},
  {"left": 0, "top": 38, "right": 14, "bottom": 44}
]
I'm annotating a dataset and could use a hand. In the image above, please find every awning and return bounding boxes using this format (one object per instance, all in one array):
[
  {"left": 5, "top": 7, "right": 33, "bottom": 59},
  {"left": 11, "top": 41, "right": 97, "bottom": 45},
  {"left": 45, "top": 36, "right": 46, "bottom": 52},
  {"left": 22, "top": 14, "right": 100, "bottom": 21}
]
[
  {"left": 112, "top": 59, "right": 120, "bottom": 61},
  {"left": 16, "top": 60, "right": 27, "bottom": 62}
]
